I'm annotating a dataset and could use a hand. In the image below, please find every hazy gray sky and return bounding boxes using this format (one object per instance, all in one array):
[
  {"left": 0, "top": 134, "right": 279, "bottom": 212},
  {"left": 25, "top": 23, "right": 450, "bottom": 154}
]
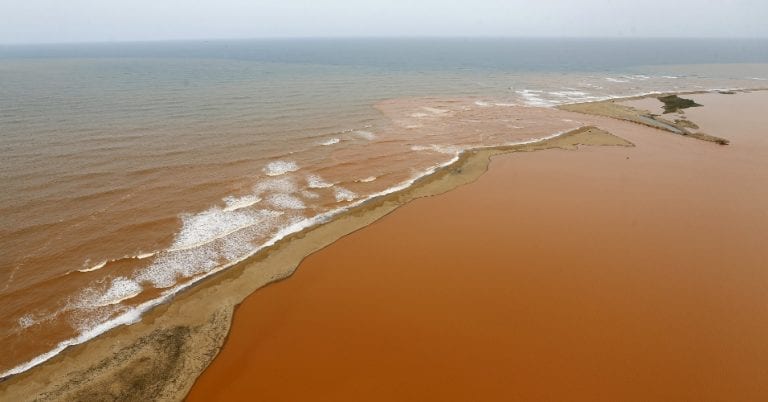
[{"left": 1, "top": 0, "right": 767, "bottom": 44}]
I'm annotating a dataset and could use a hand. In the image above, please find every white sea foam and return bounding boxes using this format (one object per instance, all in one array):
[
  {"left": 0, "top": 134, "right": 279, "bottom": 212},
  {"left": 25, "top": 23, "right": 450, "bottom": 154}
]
[
  {"left": 301, "top": 190, "right": 320, "bottom": 199},
  {"left": 549, "top": 90, "right": 609, "bottom": 104},
  {"left": 223, "top": 194, "right": 261, "bottom": 212},
  {"left": 69, "top": 306, "right": 120, "bottom": 335},
  {"left": 0, "top": 294, "right": 166, "bottom": 380},
  {"left": 307, "top": 174, "right": 334, "bottom": 189},
  {"left": 91, "top": 277, "right": 143, "bottom": 307},
  {"left": 267, "top": 193, "right": 306, "bottom": 210},
  {"left": 354, "top": 130, "right": 376, "bottom": 140},
  {"left": 139, "top": 245, "right": 218, "bottom": 288},
  {"left": 152, "top": 207, "right": 349, "bottom": 300},
  {"left": 218, "top": 230, "right": 258, "bottom": 262},
  {"left": 78, "top": 260, "right": 107, "bottom": 273},
  {"left": 253, "top": 177, "right": 298, "bottom": 196},
  {"left": 577, "top": 82, "right": 604, "bottom": 89},
  {"left": 605, "top": 77, "right": 630, "bottom": 83},
  {"left": 411, "top": 144, "right": 459, "bottom": 155},
  {"left": 170, "top": 207, "right": 283, "bottom": 251},
  {"left": 74, "top": 252, "right": 158, "bottom": 275},
  {"left": 357, "top": 176, "right": 377, "bottom": 183},
  {"left": 421, "top": 106, "right": 449, "bottom": 114},
  {"left": 18, "top": 314, "right": 38, "bottom": 329},
  {"left": 474, "top": 100, "right": 490, "bottom": 107},
  {"left": 2, "top": 128, "right": 578, "bottom": 382},
  {"left": 319, "top": 138, "right": 340, "bottom": 146},
  {"left": 550, "top": 90, "right": 588, "bottom": 97},
  {"left": 516, "top": 90, "right": 556, "bottom": 107},
  {"left": 33, "top": 84, "right": 768, "bottom": 369},
  {"left": 334, "top": 187, "right": 358, "bottom": 202},
  {"left": 0, "top": 125, "right": 588, "bottom": 378},
  {"left": 518, "top": 88, "right": 609, "bottom": 107},
  {"left": 263, "top": 160, "right": 299, "bottom": 176},
  {"left": 15, "top": 307, "right": 70, "bottom": 333},
  {"left": 141, "top": 206, "right": 364, "bottom": 306},
  {"left": 140, "top": 227, "right": 269, "bottom": 289}
]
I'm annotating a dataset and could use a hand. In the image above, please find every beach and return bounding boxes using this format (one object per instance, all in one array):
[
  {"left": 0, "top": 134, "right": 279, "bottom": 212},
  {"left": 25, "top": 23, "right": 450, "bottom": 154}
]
[
  {"left": 2, "top": 90, "right": 766, "bottom": 400},
  {"left": 186, "top": 91, "right": 768, "bottom": 401},
  {"left": 3, "top": 39, "right": 767, "bottom": 385}
]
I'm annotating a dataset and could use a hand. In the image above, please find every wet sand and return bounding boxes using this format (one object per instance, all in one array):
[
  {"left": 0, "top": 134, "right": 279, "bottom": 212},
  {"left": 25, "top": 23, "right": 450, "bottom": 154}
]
[
  {"left": 2, "top": 91, "right": 766, "bottom": 401},
  {"left": 0, "top": 122, "right": 628, "bottom": 400},
  {"left": 187, "top": 92, "right": 768, "bottom": 401}
]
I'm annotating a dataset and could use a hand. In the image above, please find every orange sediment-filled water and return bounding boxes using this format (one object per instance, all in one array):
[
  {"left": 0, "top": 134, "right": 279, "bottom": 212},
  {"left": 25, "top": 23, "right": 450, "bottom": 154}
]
[
  {"left": 0, "top": 93, "right": 597, "bottom": 377},
  {"left": 1, "top": 50, "right": 766, "bottom": 379},
  {"left": 187, "top": 92, "right": 768, "bottom": 401}
]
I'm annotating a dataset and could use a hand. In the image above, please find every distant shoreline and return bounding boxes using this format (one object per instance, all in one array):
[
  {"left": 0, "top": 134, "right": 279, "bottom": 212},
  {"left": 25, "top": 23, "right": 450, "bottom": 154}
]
[
  {"left": 4, "top": 36, "right": 768, "bottom": 47},
  {"left": 188, "top": 90, "right": 768, "bottom": 401}
]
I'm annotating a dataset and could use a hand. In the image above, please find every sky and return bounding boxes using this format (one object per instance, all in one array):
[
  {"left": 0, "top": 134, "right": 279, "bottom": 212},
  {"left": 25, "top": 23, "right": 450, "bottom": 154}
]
[{"left": 1, "top": 0, "right": 767, "bottom": 44}]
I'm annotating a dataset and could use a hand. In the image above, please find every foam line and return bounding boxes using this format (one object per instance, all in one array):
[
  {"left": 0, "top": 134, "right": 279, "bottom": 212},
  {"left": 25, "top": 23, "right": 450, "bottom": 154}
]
[{"left": 0, "top": 127, "right": 584, "bottom": 381}]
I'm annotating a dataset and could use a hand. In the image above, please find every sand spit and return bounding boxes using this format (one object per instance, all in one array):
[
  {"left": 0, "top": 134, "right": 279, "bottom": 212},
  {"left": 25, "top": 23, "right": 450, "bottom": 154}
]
[
  {"left": 0, "top": 125, "right": 631, "bottom": 400},
  {"left": 2, "top": 89, "right": 756, "bottom": 401},
  {"left": 558, "top": 92, "right": 737, "bottom": 145},
  {"left": 187, "top": 91, "right": 768, "bottom": 401}
]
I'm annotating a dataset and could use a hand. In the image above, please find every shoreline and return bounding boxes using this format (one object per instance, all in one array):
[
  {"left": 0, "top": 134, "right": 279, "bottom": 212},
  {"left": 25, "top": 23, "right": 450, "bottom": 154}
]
[
  {"left": 0, "top": 123, "right": 599, "bottom": 380},
  {"left": 0, "top": 89, "right": 759, "bottom": 400},
  {"left": 187, "top": 90, "right": 768, "bottom": 401},
  {"left": 0, "top": 122, "right": 631, "bottom": 399}
]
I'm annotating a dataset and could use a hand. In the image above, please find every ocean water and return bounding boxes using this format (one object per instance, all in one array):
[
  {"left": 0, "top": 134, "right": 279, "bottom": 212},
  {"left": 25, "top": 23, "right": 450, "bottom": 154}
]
[{"left": 1, "top": 38, "right": 767, "bottom": 378}]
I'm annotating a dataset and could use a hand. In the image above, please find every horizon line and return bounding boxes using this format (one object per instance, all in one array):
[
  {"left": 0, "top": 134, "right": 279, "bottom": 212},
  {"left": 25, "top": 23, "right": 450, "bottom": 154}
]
[{"left": 3, "top": 35, "right": 768, "bottom": 47}]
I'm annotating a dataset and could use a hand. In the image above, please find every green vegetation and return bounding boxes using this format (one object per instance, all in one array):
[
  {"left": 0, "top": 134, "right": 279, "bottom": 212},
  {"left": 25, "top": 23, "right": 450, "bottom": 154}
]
[
  {"left": 657, "top": 95, "right": 702, "bottom": 114},
  {"left": 559, "top": 97, "right": 729, "bottom": 145}
]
